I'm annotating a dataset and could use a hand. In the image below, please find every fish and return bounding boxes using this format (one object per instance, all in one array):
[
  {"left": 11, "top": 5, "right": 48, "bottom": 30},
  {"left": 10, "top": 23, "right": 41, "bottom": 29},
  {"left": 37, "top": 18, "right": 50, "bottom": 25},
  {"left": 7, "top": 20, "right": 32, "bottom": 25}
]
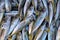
[
  {"left": 19, "top": 9, "right": 24, "bottom": 21},
  {"left": 12, "top": 34, "right": 16, "bottom": 40},
  {"left": 8, "top": 18, "right": 19, "bottom": 35},
  {"left": 48, "top": 0, "right": 54, "bottom": 2},
  {"left": 22, "top": 28, "right": 25, "bottom": 40},
  {"left": 5, "top": 0, "right": 11, "bottom": 12},
  {"left": 11, "top": 13, "right": 36, "bottom": 35},
  {"left": 18, "top": 0, "right": 25, "bottom": 14},
  {"left": 32, "top": 11, "right": 47, "bottom": 34},
  {"left": 26, "top": 6, "right": 34, "bottom": 18},
  {"left": 0, "top": 13, "right": 4, "bottom": 23},
  {"left": 0, "top": 27, "right": 3, "bottom": 38},
  {"left": 48, "top": 23, "right": 56, "bottom": 40},
  {"left": 42, "top": 0, "right": 48, "bottom": 15},
  {"left": 37, "top": 0, "right": 44, "bottom": 11},
  {"left": 1, "top": 16, "right": 11, "bottom": 40},
  {"left": 16, "top": 32, "right": 23, "bottom": 40},
  {"left": 13, "top": 0, "right": 18, "bottom": 5},
  {"left": 0, "top": 0, "right": 60, "bottom": 40},
  {"left": 42, "top": 0, "right": 48, "bottom": 9},
  {"left": 18, "top": 0, "right": 25, "bottom": 20},
  {"left": 36, "top": 23, "right": 46, "bottom": 40},
  {"left": 11, "top": 2, "right": 18, "bottom": 7},
  {"left": 24, "top": 0, "right": 32, "bottom": 17},
  {"left": 5, "top": 11, "right": 18, "bottom": 16},
  {"left": 56, "top": 26, "right": 60, "bottom": 40},
  {"left": 55, "top": 0, "right": 60, "bottom": 21},
  {"left": 22, "top": 28, "right": 28, "bottom": 40},
  {"left": 0, "top": 2, "right": 5, "bottom": 12},
  {"left": 25, "top": 32, "right": 29, "bottom": 40},
  {"left": 49, "top": 2, "right": 53, "bottom": 26},
  {"left": 40, "top": 31, "right": 47, "bottom": 40},
  {"left": 29, "top": 21, "right": 34, "bottom": 34},
  {"left": 32, "top": 0, "right": 37, "bottom": 10}
]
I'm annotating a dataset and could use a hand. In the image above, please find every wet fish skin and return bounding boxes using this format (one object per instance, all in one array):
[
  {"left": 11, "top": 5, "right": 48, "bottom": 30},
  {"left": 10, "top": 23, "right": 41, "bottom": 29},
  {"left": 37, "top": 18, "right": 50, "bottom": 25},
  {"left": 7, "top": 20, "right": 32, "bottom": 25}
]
[
  {"left": 32, "top": 0, "right": 37, "bottom": 10},
  {"left": 29, "top": 21, "right": 34, "bottom": 34},
  {"left": 48, "top": 23, "right": 56, "bottom": 40},
  {"left": 37, "top": 0, "right": 44, "bottom": 11},
  {"left": 1, "top": 16, "right": 11, "bottom": 40},
  {"left": 55, "top": 0, "right": 60, "bottom": 21},
  {"left": 18, "top": 0, "right": 25, "bottom": 21},
  {"left": 0, "top": 2, "right": 5, "bottom": 12},
  {"left": 25, "top": 32, "right": 29, "bottom": 40},
  {"left": 42, "top": 0, "right": 48, "bottom": 15},
  {"left": 26, "top": 6, "right": 34, "bottom": 18},
  {"left": 0, "top": 13, "right": 4, "bottom": 23},
  {"left": 11, "top": 3, "right": 18, "bottom": 7},
  {"left": 22, "top": 28, "right": 28, "bottom": 40},
  {"left": 5, "top": 11, "right": 18, "bottom": 16},
  {"left": 11, "top": 13, "right": 36, "bottom": 35},
  {"left": 5, "top": 0, "right": 11, "bottom": 12},
  {"left": 12, "top": 34, "right": 16, "bottom": 40},
  {"left": 13, "top": 0, "right": 18, "bottom": 5},
  {"left": 24, "top": 0, "right": 32, "bottom": 17},
  {"left": 18, "top": 0, "right": 25, "bottom": 13},
  {"left": 40, "top": 31, "right": 47, "bottom": 40},
  {"left": 0, "top": 0, "right": 60, "bottom": 40},
  {"left": 56, "top": 26, "right": 60, "bottom": 40},
  {"left": 22, "top": 28, "right": 25, "bottom": 40},
  {"left": 48, "top": 0, "right": 54, "bottom": 2},
  {"left": 36, "top": 23, "right": 46, "bottom": 40},
  {"left": 16, "top": 32, "right": 23, "bottom": 40},
  {"left": 32, "top": 11, "right": 47, "bottom": 34},
  {"left": 19, "top": 9, "right": 24, "bottom": 21},
  {"left": 8, "top": 18, "right": 19, "bottom": 35},
  {"left": 42, "top": 0, "right": 48, "bottom": 9},
  {"left": 49, "top": 2, "right": 53, "bottom": 26}
]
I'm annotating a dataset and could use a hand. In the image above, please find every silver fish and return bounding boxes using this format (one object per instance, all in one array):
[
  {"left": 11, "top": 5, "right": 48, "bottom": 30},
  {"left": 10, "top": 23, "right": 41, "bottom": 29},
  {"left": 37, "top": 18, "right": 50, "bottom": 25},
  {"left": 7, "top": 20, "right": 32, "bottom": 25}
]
[
  {"left": 12, "top": 34, "right": 16, "bottom": 40},
  {"left": 18, "top": 0, "right": 25, "bottom": 14},
  {"left": 48, "top": 23, "right": 56, "bottom": 40},
  {"left": 55, "top": 0, "right": 60, "bottom": 21},
  {"left": 11, "top": 13, "right": 36, "bottom": 35},
  {"left": 0, "top": 27, "right": 3, "bottom": 38},
  {"left": 22, "top": 28, "right": 28, "bottom": 40},
  {"left": 40, "top": 31, "right": 47, "bottom": 40},
  {"left": 56, "top": 26, "right": 60, "bottom": 40},
  {"left": 1, "top": 16, "right": 11, "bottom": 40},
  {"left": 42, "top": 0, "right": 48, "bottom": 15},
  {"left": 42, "top": 0, "right": 48, "bottom": 9},
  {"left": 0, "top": 2, "right": 5, "bottom": 12},
  {"left": 29, "top": 21, "right": 34, "bottom": 34},
  {"left": 26, "top": 6, "right": 34, "bottom": 18},
  {"left": 16, "top": 32, "right": 23, "bottom": 40},
  {"left": 38, "top": 0, "right": 44, "bottom": 11},
  {"left": 24, "top": 0, "right": 31, "bottom": 17},
  {"left": 32, "top": 11, "right": 47, "bottom": 33},
  {"left": 8, "top": 18, "right": 19, "bottom": 35},
  {"left": 54, "top": 0, "right": 58, "bottom": 4},
  {"left": 36, "top": 23, "right": 46, "bottom": 40},
  {"left": 0, "top": 13, "right": 4, "bottom": 23},
  {"left": 11, "top": 3, "right": 18, "bottom": 7},
  {"left": 49, "top": 2, "right": 53, "bottom": 26},
  {"left": 5, "top": 11, "right": 18, "bottom": 16},
  {"left": 25, "top": 32, "right": 29, "bottom": 40},
  {"left": 22, "top": 28, "right": 25, "bottom": 40},
  {"left": 13, "top": 0, "right": 18, "bottom": 5},
  {"left": 19, "top": 9, "right": 24, "bottom": 21},
  {"left": 32, "top": 0, "right": 37, "bottom": 10},
  {"left": 5, "top": 0, "right": 11, "bottom": 12}
]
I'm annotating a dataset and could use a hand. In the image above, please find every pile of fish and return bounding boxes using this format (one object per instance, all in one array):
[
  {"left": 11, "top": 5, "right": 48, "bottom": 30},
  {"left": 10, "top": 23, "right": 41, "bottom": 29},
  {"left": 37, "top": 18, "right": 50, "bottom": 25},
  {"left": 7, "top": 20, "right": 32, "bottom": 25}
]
[{"left": 0, "top": 0, "right": 60, "bottom": 40}]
